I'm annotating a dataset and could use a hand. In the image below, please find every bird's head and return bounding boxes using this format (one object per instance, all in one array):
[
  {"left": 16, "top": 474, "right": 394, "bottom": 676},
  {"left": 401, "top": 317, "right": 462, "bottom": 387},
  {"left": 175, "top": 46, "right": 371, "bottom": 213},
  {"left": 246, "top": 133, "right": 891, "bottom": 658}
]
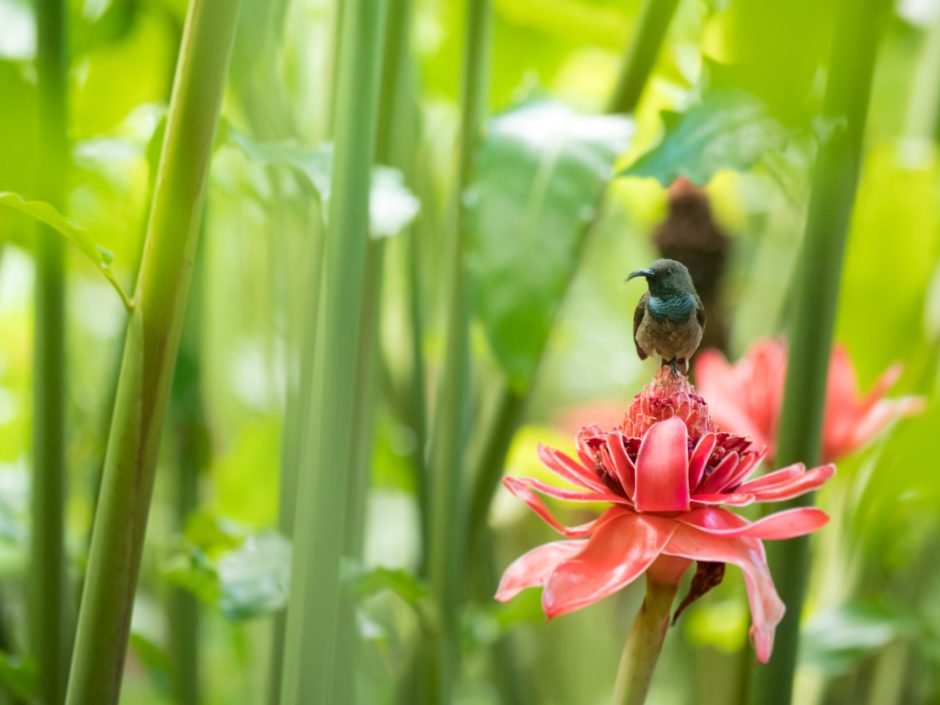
[{"left": 626, "top": 258, "right": 696, "bottom": 297}]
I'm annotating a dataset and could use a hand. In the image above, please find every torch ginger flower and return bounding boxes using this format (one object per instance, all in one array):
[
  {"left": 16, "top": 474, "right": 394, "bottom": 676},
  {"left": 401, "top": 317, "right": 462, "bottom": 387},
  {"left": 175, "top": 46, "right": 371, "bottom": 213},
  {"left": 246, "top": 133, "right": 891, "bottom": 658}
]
[
  {"left": 694, "top": 339, "right": 924, "bottom": 463},
  {"left": 495, "top": 369, "right": 834, "bottom": 662}
]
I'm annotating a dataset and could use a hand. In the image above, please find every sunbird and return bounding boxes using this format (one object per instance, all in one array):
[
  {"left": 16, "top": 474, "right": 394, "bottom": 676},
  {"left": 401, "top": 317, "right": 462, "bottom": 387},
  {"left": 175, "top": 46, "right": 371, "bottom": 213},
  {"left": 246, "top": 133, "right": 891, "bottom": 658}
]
[{"left": 627, "top": 258, "right": 705, "bottom": 377}]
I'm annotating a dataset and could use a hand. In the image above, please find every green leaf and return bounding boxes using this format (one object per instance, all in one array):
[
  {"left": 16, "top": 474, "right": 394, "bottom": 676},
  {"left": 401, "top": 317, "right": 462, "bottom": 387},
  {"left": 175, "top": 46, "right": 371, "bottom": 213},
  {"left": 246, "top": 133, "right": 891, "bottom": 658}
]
[
  {"left": 227, "top": 131, "right": 420, "bottom": 237},
  {"left": 0, "top": 191, "right": 133, "bottom": 310},
  {"left": 620, "top": 89, "right": 795, "bottom": 186},
  {"left": 128, "top": 633, "right": 173, "bottom": 696},
  {"left": 0, "top": 652, "right": 37, "bottom": 701},
  {"left": 801, "top": 602, "right": 918, "bottom": 675},
  {"left": 342, "top": 561, "right": 428, "bottom": 606},
  {"left": 466, "top": 100, "right": 633, "bottom": 391},
  {"left": 162, "top": 514, "right": 293, "bottom": 621}
]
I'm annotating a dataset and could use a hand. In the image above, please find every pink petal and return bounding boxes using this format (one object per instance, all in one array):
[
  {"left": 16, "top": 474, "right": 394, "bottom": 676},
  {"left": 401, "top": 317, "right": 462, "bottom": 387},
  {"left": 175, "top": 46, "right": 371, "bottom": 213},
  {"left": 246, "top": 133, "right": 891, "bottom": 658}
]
[
  {"left": 542, "top": 512, "right": 676, "bottom": 618},
  {"left": 576, "top": 425, "right": 606, "bottom": 469},
  {"left": 736, "top": 463, "right": 804, "bottom": 492},
  {"left": 495, "top": 540, "right": 588, "bottom": 602},
  {"left": 678, "top": 507, "right": 829, "bottom": 540},
  {"left": 634, "top": 418, "right": 691, "bottom": 512},
  {"left": 502, "top": 477, "right": 604, "bottom": 537},
  {"left": 504, "top": 475, "right": 622, "bottom": 504},
  {"left": 662, "top": 524, "right": 785, "bottom": 663},
  {"left": 690, "top": 492, "right": 755, "bottom": 506},
  {"left": 748, "top": 465, "right": 835, "bottom": 503},
  {"left": 606, "top": 431, "right": 636, "bottom": 498},
  {"left": 831, "top": 396, "right": 925, "bottom": 461},
  {"left": 695, "top": 349, "right": 771, "bottom": 448},
  {"left": 537, "top": 444, "right": 609, "bottom": 494},
  {"left": 721, "top": 449, "right": 766, "bottom": 490},
  {"left": 688, "top": 433, "right": 717, "bottom": 491},
  {"left": 696, "top": 451, "right": 741, "bottom": 495}
]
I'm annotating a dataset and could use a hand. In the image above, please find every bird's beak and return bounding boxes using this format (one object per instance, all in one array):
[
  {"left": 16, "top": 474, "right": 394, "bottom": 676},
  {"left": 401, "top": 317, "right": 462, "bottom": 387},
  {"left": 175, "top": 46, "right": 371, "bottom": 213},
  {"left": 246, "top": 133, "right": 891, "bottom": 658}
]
[{"left": 626, "top": 268, "right": 654, "bottom": 282}]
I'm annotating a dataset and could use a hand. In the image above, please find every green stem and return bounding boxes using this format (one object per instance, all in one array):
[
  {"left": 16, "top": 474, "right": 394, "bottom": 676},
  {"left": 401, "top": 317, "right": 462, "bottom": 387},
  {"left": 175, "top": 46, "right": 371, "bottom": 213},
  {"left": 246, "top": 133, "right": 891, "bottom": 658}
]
[
  {"left": 607, "top": 0, "right": 680, "bottom": 114},
  {"left": 32, "top": 0, "right": 69, "bottom": 701},
  {"left": 464, "top": 382, "right": 526, "bottom": 561},
  {"left": 425, "top": 0, "right": 490, "bottom": 700},
  {"left": 276, "top": 0, "right": 386, "bottom": 700},
  {"left": 63, "top": 1, "right": 240, "bottom": 702},
  {"left": 748, "top": 0, "right": 889, "bottom": 702},
  {"left": 168, "top": 228, "right": 211, "bottom": 705},
  {"left": 334, "top": 239, "right": 386, "bottom": 705},
  {"left": 611, "top": 579, "right": 678, "bottom": 705}
]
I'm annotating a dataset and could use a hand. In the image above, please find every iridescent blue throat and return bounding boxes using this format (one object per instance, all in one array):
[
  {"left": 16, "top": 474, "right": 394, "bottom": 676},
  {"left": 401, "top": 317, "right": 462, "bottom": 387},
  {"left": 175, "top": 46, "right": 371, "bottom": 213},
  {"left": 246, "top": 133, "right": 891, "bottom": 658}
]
[{"left": 648, "top": 292, "right": 694, "bottom": 322}]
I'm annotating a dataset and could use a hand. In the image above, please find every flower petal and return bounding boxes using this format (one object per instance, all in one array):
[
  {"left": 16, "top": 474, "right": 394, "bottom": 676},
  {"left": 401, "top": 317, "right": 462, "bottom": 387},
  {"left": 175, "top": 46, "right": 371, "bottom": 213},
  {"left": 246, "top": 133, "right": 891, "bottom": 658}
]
[
  {"left": 746, "top": 464, "right": 835, "bottom": 503},
  {"left": 502, "top": 477, "right": 604, "bottom": 537},
  {"left": 537, "top": 444, "right": 609, "bottom": 494},
  {"left": 677, "top": 507, "right": 829, "bottom": 540},
  {"left": 495, "top": 540, "right": 588, "bottom": 602},
  {"left": 662, "top": 524, "right": 784, "bottom": 663},
  {"left": 606, "top": 431, "right": 636, "bottom": 498},
  {"left": 688, "top": 433, "right": 717, "bottom": 491},
  {"left": 542, "top": 512, "right": 676, "bottom": 618},
  {"left": 690, "top": 492, "right": 755, "bottom": 506},
  {"left": 735, "top": 463, "right": 804, "bottom": 492},
  {"left": 832, "top": 396, "right": 925, "bottom": 461},
  {"left": 696, "top": 451, "right": 740, "bottom": 495},
  {"left": 634, "top": 417, "right": 691, "bottom": 512},
  {"left": 695, "top": 349, "right": 770, "bottom": 448}
]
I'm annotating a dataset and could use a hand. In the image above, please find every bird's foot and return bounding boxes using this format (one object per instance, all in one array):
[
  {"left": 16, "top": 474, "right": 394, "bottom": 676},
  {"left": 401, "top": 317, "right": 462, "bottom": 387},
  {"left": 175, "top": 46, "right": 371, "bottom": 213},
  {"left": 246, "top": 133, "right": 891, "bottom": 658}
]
[{"left": 668, "top": 359, "right": 680, "bottom": 379}]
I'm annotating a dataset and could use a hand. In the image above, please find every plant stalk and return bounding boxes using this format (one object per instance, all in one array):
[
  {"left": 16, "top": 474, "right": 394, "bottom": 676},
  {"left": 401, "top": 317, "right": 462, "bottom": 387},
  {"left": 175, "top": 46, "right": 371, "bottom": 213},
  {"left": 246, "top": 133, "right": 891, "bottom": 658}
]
[
  {"left": 748, "top": 0, "right": 889, "bottom": 702},
  {"left": 168, "top": 227, "right": 211, "bottom": 705},
  {"left": 611, "top": 579, "right": 678, "bottom": 705},
  {"left": 607, "top": 0, "right": 681, "bottom": 114},
  {"left": 32, "top": 0, "right": 69, "bottom": 701},
  {"left": 63, "top": 1, "right": 240, "bottom": 702},
  {"left": 275, "top": 0, "right": 386, "bottom": 700},
  {"left": 425, "top": 0, "right": 490, "bottom": 700}
]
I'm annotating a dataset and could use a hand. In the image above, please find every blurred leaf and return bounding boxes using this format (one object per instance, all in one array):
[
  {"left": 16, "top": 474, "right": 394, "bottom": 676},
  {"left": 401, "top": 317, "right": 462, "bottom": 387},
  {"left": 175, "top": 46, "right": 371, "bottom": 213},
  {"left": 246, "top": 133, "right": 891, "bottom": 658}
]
[
  {"left": 0, "top": 652, "right": 36, "bottom": 701},
  {"left": 621, "top": 89, "right": 795, "bottom": 186},
  {"left": 228, "top": 131, "right": 420, "bottom": 237},
  {"left": 0, "top": 1, "right": 34, "bottom": 60},
  {"left": 0, "top": 191, "right": 133, "bottom": 309},
  {"left": 129, "top": 633, "right": 173, "bottom": 696},
  {"left": 343, "top": 562, "right": 428, "bottom": 606},
  {"left": 467, "top": 100, "right": 633, "bottom": 391},
  {"left": 801, "top": 601, "right": 918, "bottom": 675},
  {"left": 163, "top": 514, "right": 292, "bottom": 621}
]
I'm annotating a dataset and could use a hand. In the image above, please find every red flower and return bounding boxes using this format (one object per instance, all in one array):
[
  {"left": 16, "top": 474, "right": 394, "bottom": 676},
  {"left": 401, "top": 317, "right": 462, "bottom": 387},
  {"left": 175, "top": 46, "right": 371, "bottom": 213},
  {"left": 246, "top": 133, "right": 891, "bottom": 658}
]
[
  {"left": 694, "top": 339, "right": 924, "bottom": 463},
  {"left": 495, "top": 369, "right": 834, "bottom": 663}
]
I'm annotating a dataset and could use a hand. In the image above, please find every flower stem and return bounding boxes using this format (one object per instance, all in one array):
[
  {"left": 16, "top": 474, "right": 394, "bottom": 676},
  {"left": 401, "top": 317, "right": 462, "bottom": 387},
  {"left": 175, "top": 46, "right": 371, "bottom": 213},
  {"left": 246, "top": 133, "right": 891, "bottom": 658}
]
[
  {"left": 63, "top": 0, "right": 240, "bottom": 702},
  {"left": 607, "top": 0, "right": 680, "bottom": 114},
  {"left": 748, "top": 0, "right": 890, "bottom": 702},
  {"left": 612, "top": 579, "right": 678, "bottom": 705}
]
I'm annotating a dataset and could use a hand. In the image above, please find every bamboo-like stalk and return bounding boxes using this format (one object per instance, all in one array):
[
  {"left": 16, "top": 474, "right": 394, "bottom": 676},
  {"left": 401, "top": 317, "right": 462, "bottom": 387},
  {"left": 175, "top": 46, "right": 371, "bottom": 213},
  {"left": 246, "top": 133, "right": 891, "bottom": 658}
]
[
  {"left": 168, "top": 232, "right": 211, "bottom": 705},
  {"left": 611, "top": 580, "right": 678, "bottom": 705},
  {"left": 275, "top": 0, "right": 386, "bottom": 700},
  {"left": 32, "top": 0, "right": 69, "bottom": 701},
  {"left": 63, "top": 1, "right": 240, "bottom": 702},
  {"left": 425, "top": 0, "right": 491, "bottom": 700},
  {"left": 607, "top": 0, "right": 681, "bottom": 114},
  {"left": 748, "top": 0, "right": 889, "bottom": 702}
]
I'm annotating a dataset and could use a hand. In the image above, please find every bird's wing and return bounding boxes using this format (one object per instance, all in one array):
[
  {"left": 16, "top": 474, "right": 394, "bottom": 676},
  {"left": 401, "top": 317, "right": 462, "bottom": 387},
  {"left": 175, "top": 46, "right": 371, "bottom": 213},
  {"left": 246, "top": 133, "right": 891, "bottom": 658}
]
[
  {"left": 696, "top": 298, "right": 706, "bottom": 330},
  {"left": 633, "top": 293, "right": 649, "bottom": 360}
]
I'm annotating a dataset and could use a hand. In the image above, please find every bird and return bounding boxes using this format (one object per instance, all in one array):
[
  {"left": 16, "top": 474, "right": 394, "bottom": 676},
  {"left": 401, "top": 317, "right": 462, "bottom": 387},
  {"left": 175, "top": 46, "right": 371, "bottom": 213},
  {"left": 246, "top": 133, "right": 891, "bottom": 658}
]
[{"left": 627, "top": 258, "right": 705, "bottom": 377}]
